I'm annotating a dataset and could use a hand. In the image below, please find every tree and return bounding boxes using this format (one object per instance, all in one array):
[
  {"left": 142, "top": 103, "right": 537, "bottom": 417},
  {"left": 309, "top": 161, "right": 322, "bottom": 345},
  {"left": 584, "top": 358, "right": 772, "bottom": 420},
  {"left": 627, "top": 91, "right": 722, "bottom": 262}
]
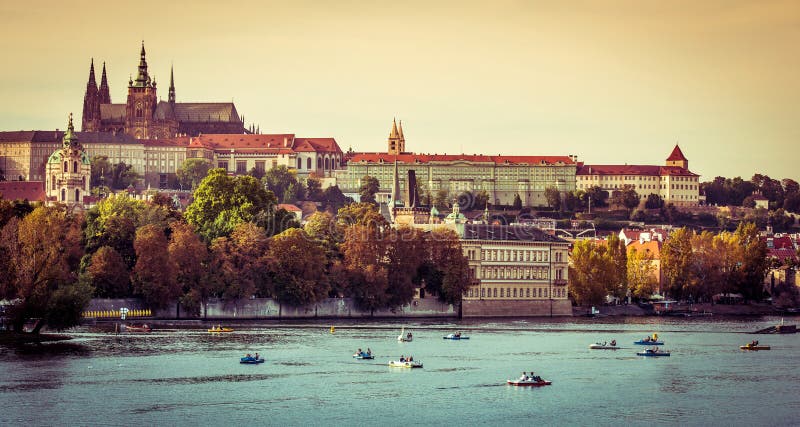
[
  {"left": 645, "top": 194, "right": 664, "bottom": 210},
  {"left": 176, "top": 158, "right": 211, "bottom": 190},
  {"left": 544, "top": 187, "right": 561, "bottom": 210},
  {"left": 86, "top": 246, "right": 130, "bottom": 298},
  {"left": 185, "top": 168, "right": 277, "bottom": 241},
  {"left": 306, "top": 175, "right": 323, "bottom": 201},
  {"left": 583, "top": 186, "right": 608, "bottom": 208},
  {"left": 209, "top": 223, "right": 272, "bottom": 300},
  {"left": 732, "top": 222, "right": 768, "bottom": 301},
  {"left": 321, "top": 185, "right": 350, "bottom": 213},
  {"left": 359, "top": 175, "right": 380, "bottom": 204},
  {"left": 111, "top": 162, "right": 140, "bottom": 190},
  {"left": 90, "top": 155, "right": 113, "bottom": 188},
  {"left": 337, "top": 202, "right": 388, "bottom": 230},
  {"left": 661, "top": 228, "right": 694, "bottom": 299},
  {"left": 512, "top": 194, "right": 522, "bottom": 210},
  {"left": 168, "top": 222, "right": 212, "bottom": 317},
  {"left": 263, "top": 165, "right": 299, "bottom": 203},
  {"left": 342, "top": 224, "right": 388, "bottom": 311},
  {"left": 612, "top": 185, "right": 639, "bottom": 213},
  {"left": 269, "top": 228, "right": 329, "bottom": 306},
  {"left": 426, "top": 228, "right": 471, "bottom": 305},
  {"left": 627, "top": 247, "right": 658, "bottom": 299},
  {"left": 384, "top": 227, "right": 426, "bottom": 308},
  {"left": 606, "top": 234, "right": 628, "bottom": 300},
  {"left": 564, "top": 191, "right": 582, "bottom": 212},
  {"left": 304, "top": 211, "right": 347, "bottom": 297},
  {"left": 473, "top": 190, "right": 490, "bottom": 211},
  {"left": 568, "top": 240, "right": 613, "bottom": 306},
  {"left": 434, "top": 189, "right": 450, "bottom": 211},
  {"left": 132, "top": 224, "right": 179, "bottom": 310},
  {"left": 0, "top": 207, "right": 89, "bottom": 333}
]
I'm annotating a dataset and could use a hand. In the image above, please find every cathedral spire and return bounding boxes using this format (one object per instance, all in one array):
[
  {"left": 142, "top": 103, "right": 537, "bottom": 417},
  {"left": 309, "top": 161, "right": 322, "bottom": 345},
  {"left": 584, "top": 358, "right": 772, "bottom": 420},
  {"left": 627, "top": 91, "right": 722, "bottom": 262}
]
[
  {"left": 99, "top": 62, "right": 111, "bottom": 104},
  {"left": 398, "top": 120, "right": 404, "bottom": 139},
  {"left": 391, "top": 157, "right": 401, "bottom": 207},
  {"left": 390, "top": 117, "right": 400, "bottom": 139},
  {"left": 87, "top": 58, "right": 97, "bottom": 88},
  {"left": 82, "top": 59, "right": 100, "bottom": 131},
  {"left": 168, "top": 65, "right": 176, "bottom": 104},
  {"left": 63, "top": 113, "right": 78, "bottom": 148},
  {"left": 134, "top": 41, "right": 150, "bottom": 87}
]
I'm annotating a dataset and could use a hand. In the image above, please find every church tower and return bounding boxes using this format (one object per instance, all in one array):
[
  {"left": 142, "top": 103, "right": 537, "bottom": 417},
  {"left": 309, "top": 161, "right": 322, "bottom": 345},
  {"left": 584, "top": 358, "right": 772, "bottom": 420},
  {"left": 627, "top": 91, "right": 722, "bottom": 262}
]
[
  {"left": 99, "top": 62, "right": 111, "bottom": 104},
  {"left": 46, "top": 114, "right": 91, "bottom": 207},
  {"left": 125, "top": 42, "right": 158, "bottom": 139},
  {"left": 388, "top": 118, "right": 405, "bottom": 155},
  {"left": 81, "top": 59, "right": 101, "bottom": 131}
]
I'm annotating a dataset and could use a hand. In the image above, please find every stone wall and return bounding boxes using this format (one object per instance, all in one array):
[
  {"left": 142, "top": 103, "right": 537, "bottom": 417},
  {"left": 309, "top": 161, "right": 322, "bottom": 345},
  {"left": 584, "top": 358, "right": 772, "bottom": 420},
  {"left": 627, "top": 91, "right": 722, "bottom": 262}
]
[{"left": 462, "top": 299, "right": 573, "bottom": 317}]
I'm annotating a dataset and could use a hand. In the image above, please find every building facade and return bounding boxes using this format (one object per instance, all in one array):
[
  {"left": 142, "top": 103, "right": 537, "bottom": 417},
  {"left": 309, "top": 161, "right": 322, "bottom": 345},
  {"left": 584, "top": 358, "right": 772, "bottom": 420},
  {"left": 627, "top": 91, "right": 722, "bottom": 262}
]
[
  {"left": 339, "top": 120, "right": 577, "bottom": 207},
  {"left": 459, "top": 224, "right": 572, "bottom": 316},
  {"left": 45, "top": 115, "right": 91, "bottom": 206},
  {"left": 81, "top": 43, "right": 248, "bottom": 139},
  {"left": 576, "top": 144, "right": 701, "bottom": 207}
]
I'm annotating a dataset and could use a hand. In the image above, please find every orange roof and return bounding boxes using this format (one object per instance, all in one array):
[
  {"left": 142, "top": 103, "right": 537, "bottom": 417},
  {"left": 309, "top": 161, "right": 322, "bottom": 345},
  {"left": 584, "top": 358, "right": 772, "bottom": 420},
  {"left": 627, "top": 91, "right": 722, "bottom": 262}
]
[
  {"left": 187, "top": 134, "right": 342, "bottom": 155},
  {"left": 141, "top": 137, "right": 191, "bottom": 147},
  {"left": 278, "top": 203, "right": 302, "bottom": 212},
  {"left": 0, "top": 181, "right": 45, "bottom": 202},
  {"left": 293, "top": 138, "right": 341, "bottom": 154},
  {"left": 577, "top": 164, "right": 698, "bottom": 177},
  {"left": 348, "top": 153, "right": 575, "bottom": 166},
  {"left": 666, "top": 144, "right": 687, "bottom": 161},
  {"left": 627, "top": 240, "right": 662, "bottom": 258}
]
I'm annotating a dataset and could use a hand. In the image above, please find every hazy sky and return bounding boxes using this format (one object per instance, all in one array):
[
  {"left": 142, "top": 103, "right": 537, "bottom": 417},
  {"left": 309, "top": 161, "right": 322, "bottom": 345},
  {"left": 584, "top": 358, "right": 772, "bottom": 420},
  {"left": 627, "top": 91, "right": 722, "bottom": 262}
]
[{"left": 1, "top": 0, "right": 798, "bottom": 181}]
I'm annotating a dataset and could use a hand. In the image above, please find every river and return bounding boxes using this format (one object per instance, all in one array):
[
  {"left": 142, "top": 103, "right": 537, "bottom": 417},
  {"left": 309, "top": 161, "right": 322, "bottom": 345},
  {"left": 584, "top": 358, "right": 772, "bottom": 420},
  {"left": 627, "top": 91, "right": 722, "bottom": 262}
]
[{"left": 1, "top": 316, "right": 799, "bottom": 426}]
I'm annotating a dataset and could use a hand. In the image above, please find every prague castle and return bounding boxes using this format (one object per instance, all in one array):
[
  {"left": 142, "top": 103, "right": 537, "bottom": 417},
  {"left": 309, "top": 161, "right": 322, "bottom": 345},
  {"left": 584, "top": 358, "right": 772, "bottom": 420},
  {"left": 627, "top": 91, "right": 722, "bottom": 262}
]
[{"left": 81, "top": 43, "right": 247, "bottom": 139}]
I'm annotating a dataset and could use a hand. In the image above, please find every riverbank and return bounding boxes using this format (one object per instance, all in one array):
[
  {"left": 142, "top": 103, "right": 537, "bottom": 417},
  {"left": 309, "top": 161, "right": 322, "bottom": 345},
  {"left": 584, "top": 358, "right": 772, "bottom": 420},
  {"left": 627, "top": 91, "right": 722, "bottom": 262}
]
[{"left": 573, "top": 302, "right": 786, "bottom": 317}]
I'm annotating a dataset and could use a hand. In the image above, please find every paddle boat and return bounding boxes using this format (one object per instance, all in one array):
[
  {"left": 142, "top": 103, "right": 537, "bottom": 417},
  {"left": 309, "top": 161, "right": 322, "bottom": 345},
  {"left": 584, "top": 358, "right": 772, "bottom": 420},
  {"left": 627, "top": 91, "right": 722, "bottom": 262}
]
[
  {"left": 589, "top": 340, "right": 619, "bottom": 350},
  {"left": 389, "top": 358, "right": 422, "bottom": 368},
  {"left": 353, "top": 351, "right": 374, "bottom": 360},
  {"left": 634, "top": 333, "right": 663, "bottom": 345},
  {"left": 240, "top": 355, "right": 265, "bottom": 364},
  {"left": 124, "top": 323, "right": 152, "bottom": 333},
  {"left": 443, "top": 333, "right": 469, "bottom": 340},
  {"left": 740, "top": 341, "right": 771, "bottom": 351},
  {"left": 397, "top": 327, "right": 413, "bottom": 342},
  {"left": 507, "top": 377, "right": 552, "bottom": 387},
  {"left": 208, "top": 325, "right": 234, "bottom": 333},
  {"left": 637, "top": 347, "right": 670, "bottom": 357}
]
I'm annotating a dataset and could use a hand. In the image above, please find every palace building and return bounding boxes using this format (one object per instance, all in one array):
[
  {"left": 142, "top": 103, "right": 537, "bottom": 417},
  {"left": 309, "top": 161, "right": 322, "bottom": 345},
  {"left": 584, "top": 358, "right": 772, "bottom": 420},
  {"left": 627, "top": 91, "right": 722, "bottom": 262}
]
[
  {"left": 81, "top": 43, "right": 248, "bottom": 139},
  {"left": 338, "top": 119, "right": 577, "bottom": 207},
  {"left": 576, "top": 144, "right": 701, "bottom": 207}
]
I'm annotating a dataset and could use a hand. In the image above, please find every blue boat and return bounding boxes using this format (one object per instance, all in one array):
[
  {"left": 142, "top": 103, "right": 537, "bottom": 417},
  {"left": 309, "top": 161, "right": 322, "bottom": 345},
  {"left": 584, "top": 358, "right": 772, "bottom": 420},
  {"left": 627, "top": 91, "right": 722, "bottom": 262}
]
[
  {"left": 637, "top": 348, "right": 670, "bottom": 357},
  {"left": 353, "top": 352, "right": 374, "bottom": 360},
  {"left": 634, "top": 340, "right": 664, "bottom": 345},
  {"left": 443, "top": 333, "right": 469, "bottom": 340},
  {"left": 240, "top": 356, "right": 265, "bottom": 364}
]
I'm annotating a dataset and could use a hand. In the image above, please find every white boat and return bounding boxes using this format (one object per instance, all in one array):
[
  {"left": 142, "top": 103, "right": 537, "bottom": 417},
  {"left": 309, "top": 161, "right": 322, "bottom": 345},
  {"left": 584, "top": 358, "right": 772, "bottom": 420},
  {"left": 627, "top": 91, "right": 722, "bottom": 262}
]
[
  {"left": 398, "top": 327, "right": 413, "bottom": 342},
  {"left": 589, "top": 342, "right": 619, "bottom": 350},
  {"left": 389, "top": 360, "right": 422, "bottom": 368}
]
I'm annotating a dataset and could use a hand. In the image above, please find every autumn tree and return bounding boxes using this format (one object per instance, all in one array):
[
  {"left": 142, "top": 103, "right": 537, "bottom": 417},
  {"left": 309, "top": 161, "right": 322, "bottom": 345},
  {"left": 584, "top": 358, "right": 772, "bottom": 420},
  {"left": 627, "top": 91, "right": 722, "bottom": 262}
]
[
  {"left": 606, "top": 234, "right": 628, "bottom": 300},
  {"left": 168, "top": 221, "right": 212, "bottom": 317},
  {"left": 86, "top": 246, "right": 130, "bottom": 298},
  {"left": 626, "top": 247, "right": 658, "bottom": 299},
  {"left": 384, "top": 227, "right": 426, "bottom": 308},
  {"left": 341, "top": 224, "right": 388, "bottom": 311},
  {"left": 732, "top": 222, "right": 768, "bottom": 301},
  {"left": 0, "top": 206, "right": 89, "bottom": 333},
  {"left": 269, "top": 228, "right": 329, "bottom": 306},
  {"left": 661, "top": 227, "right": 695, "bottom": 299},
  {"left": 133, "top": 224, "right": 179, "bottom": 310},
  {"left": 209, "top": 223, "right": 272, "bottom": 301},
  {"left": 568, "top": 240, "right": 613, "bottom": 306},
  {"left": 337, "top": 202, "right": 388, "bottom": 230}
]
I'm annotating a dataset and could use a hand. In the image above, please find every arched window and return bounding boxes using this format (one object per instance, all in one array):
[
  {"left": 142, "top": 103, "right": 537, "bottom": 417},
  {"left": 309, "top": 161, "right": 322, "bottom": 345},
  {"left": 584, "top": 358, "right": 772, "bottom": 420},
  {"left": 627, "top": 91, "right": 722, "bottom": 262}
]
[
  {"left": 75, "top": 189, "right": 80, "bottom": 202},
  {"left": 317, "top": 158, "right": 322, "bottom": 169},
  {"left": 307, "top": 158, "right": 311, "bottom": 169},
  {"left": 324, "top": 158, "right": 330, "bottom": 170},
  {"left": 51, "top": 175, "right": 56, "bottom": 190},
  {"left": 61, "top": 189, "right": 66, "bottom": 201},
  {"left": 63, "top": 162, "right": 68, "bottom": 173},
  {"left": 297, "top": 158, "right": 302, "bottom": 169},
  {"left": 73, "top": 161, "right": 78, "bottom": 173}
]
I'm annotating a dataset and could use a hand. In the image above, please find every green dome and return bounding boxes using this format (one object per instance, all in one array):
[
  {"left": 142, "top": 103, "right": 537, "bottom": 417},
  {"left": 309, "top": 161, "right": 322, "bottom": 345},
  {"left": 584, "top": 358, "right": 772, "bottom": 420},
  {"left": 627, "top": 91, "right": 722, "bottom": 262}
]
[{"left": 47, "top": 151, "right": 63, "bottom": 164}]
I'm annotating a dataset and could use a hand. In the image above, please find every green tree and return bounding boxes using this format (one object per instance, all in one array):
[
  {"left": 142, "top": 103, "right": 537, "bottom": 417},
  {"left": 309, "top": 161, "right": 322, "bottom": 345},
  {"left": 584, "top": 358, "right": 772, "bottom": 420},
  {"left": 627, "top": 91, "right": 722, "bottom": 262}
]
[
  {"left": 645, "top": 194, "right": 664, "bottom": 209},
  {"left": 337, "top": 202, "right": 388, "bottom": 230},
  {"left": 732, "top": 222, "right": 768, "bottom": 301},
  {"left": 176, "top": 158, "right": 211, "bottom": 190},
  {"left": 342, "top": 224, "right": 388, "bottom": 311},
  {"left": 626, "top": 247, "right": 658, "bottom": 299},
  {"left": 304, "top": 211, "right": 347, "bottom": 297},
  {"left": 269, "top": 228, "right": 329, "bottom": 306},
  {"left": 544, "top": 187, "right": 561, "bottom": 210},
  {"left": 612, "top": 185, "right": 640, "bottom": 213},
  {"left": 568, "top": 240, "right": 613, "bottom": 306},
  {"left": 434, "top": 189, "right": 450, "bottom": 211},
  {"left": 0, "top": 207, "right": 89, "bottom": 333},
  {"left": 263, "top": 165, "right": 299, "bottom": 203},
  {"left": 473, "top": 190, "right": 490, "bottom": 211},
  {"left": 426, "top": 228, "right": 471, "bottom": 305},
  {"left": 359, "top": 175, "right": 380, "bottom": 204},
  {"left": 606, "top": 234, "right": 628, "bottom": 300},
  {"left": 90, "top": 155, "right": 113, "bottom": 188},
  {"left": 321, "top": 185, "right": 350, "bottom": 212},
  {"left": 384, "top": 227, "right": 426, "bottom": 308},
  {"left": 661, "top": 227, "right": 694, "bottom": 299},
  {"left": 583, "top": 186, "right": 608, "bottom": 208},
  {"left": 111, "top": 162, "right": 140, "bottom": 190},
  {"left": 306, "top": 175, "right": 323, "bottom": 201}
]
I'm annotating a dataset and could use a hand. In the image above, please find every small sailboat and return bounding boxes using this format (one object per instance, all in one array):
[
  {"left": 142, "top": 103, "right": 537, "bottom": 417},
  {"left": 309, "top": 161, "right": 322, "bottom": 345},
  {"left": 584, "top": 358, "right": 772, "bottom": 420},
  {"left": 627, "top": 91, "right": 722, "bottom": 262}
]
[{"left": 398, "top": 327, "right": 413, "bottom": 342}]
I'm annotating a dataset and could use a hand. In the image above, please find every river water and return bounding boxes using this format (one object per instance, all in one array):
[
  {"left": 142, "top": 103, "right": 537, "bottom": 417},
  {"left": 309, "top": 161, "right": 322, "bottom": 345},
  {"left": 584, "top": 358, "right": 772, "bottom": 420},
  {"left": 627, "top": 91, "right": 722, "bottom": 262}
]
[{"left": 1, "top": 316, "right": 799, "bottom": 426}]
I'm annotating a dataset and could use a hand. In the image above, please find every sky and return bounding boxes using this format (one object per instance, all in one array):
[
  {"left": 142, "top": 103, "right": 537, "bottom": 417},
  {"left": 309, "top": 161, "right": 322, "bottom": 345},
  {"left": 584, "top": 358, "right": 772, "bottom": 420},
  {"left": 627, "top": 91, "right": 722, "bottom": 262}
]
[{"left": 1, "top": 0, "right": 798, "bottom": 182}]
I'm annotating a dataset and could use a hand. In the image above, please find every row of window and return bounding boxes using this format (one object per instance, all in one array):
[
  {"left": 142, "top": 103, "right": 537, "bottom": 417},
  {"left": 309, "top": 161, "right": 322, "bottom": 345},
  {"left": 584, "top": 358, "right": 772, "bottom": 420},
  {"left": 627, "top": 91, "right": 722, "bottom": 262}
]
[
  {"left": 467, "top": 286, "right": 567, "bottom": 299},
  {"left": 478, "top": 249, "right": 565, "bottom": 263}
]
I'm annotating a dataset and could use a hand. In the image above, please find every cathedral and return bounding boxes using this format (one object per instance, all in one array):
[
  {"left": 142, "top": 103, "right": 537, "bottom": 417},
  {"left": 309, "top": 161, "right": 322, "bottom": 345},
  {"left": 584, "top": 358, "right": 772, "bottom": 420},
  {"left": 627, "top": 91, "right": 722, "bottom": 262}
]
[{"left": 81, "top": 43, "right": 248, "bottom": 139}]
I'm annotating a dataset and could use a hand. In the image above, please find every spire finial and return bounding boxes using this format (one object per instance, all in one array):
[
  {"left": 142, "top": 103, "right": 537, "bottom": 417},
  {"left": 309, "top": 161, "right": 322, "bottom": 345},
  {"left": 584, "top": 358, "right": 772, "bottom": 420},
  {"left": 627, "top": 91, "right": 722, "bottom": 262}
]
[
  {"left": 88, "top": 58, "right": 97, "bottom": 87},
  {"left": 390, "top": 117, "right": 399, "bottom": 138}
]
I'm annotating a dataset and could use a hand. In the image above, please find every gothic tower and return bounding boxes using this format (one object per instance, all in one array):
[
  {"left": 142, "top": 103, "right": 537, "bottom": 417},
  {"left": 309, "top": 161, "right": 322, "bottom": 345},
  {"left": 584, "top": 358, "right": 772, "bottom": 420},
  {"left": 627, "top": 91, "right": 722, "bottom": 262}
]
[
  {"left": 125, "top": 42, "right": 158, "bottom": 139},
  {"left": 46, "top": 114, "right": 91, "bottom": 206},
  {"left": 388, "top": 118, "right": 405, "bottom": 155},
  {"left": 99, "top": 62, "right": 111, "bottom": 104},
  {"left": 168, "top": 65, "right": 176, "bottom": 104},
  {"left": 81, "top": 59, "right": 101, "bottom": 131}
]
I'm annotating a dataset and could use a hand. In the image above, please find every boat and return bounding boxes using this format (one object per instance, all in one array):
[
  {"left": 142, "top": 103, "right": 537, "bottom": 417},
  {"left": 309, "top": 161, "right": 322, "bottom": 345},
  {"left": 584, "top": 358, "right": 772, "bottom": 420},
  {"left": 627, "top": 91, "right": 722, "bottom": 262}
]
[
  {"left": 637, "top": 348, "right": 670, "bottom": 357},
  {"left": 507, "top": 379, "right": 552, "bottom": 387},
  {"left": 353, "top": 352, "right": 374, "bottom": 359},
  {"left": 397, "top": 327, "right": 413, "bottom": 342},
  {"left": 634, "top": 333, "right": 663, "bottom": 345},
  {"left": 740, "top": 343, "right": 771, "bottom": 351},
  {"left": 589, "top": 342, "right": 619, "bottom": 350},
  {"left": 389, "top": 360, "right": 422, "bottom": 368},
  {"left": 443, "top": 333, "right": 469, "bottom": 340},
  {"left": 208, "top": 325, "right": 234, "bottom": 333},
  {"left": 240, "top": 356, "right": 265, "bottom": 364},
  {"left": 124, "top": 323, "right": 151, "bottom": 333}
]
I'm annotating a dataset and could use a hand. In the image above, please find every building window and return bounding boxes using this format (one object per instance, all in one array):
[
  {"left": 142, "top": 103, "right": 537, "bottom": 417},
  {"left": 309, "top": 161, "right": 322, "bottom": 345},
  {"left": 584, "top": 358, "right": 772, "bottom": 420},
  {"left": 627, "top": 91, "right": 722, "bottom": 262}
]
[
  {"left": 63, "top": 162, "right": 68, "bottom": 173},
  {"left": 307, "top": 158, "right": 312, "bottom": 169},
  {"left": 75, "top": 188, "right": 80, "bottom": 201},
  {"left": 236, "top": 161, "right": 247, "bottom": 174},
  {"left": 159, "top": 174, "right": 168, "bottom": 189},
  {"left": 218, "top": 161, "right": 228, "bottom": 171},
  {"left": 61, "top": 189, "right": 65, "bottom": 201},
  {"left": 297, "top": 158, "right": 302, "bottom": 169},
  {"left": 255, "top": 161, "right": 265, "bottom": 174}
]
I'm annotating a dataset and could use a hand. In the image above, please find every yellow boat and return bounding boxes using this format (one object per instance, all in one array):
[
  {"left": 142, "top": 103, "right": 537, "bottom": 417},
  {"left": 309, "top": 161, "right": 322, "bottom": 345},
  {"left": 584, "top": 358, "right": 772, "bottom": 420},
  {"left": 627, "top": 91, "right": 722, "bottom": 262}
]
[{"left": 208, "top": 325, "right": 234, "bottom": 333}]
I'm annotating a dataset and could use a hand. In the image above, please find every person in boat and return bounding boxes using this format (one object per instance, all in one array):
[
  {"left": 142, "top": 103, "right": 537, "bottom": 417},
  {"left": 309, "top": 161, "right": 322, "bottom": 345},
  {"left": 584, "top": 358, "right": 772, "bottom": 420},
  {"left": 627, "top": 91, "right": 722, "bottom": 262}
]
[
  {"left": 610, "top": 340, "right": 616, "bottom": 346},
  {"left": 602, "top": 341, "right": 607, "bottom": 346},
  {"left": 407, "top": 332, "right": 413, "bottom": 340},
  {"left": 520, "top": 372, "right": 528, "bottom": 381},
  {"left": 367, "top": 348, "right": 372, "bottom": 355},
  {"left": 455, "top": 332, "right": 461, "bottom": 338},
  {"left": 400, "top": 355, "right": 405, "bottom": 362},
  {"left": 357, "top": 348, "right": 362, "bottom": 355},
  {"left": 254, "top": 353, "right": 259, "bottom": 360}
]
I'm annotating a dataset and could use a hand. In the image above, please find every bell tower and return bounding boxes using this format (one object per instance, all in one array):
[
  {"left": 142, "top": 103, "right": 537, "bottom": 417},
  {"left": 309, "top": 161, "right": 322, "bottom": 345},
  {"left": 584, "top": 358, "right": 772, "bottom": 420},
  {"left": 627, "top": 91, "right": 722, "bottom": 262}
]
[
  {"left": 388, "top": 118, "right": 405, "bottom": 155},
  {"left": 125, "top": 42, "right": 158, "bottom": 139}
]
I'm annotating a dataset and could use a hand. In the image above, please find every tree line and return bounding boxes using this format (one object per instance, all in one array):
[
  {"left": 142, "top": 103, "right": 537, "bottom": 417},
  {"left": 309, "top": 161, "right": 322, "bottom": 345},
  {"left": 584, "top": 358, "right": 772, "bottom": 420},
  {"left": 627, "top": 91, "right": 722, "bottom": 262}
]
[
  {"left": 0, "top": 168, "right": 470, "bottom": 333},
  {"left": 569, "top": 223, "right": 769, "bottom": 306}
]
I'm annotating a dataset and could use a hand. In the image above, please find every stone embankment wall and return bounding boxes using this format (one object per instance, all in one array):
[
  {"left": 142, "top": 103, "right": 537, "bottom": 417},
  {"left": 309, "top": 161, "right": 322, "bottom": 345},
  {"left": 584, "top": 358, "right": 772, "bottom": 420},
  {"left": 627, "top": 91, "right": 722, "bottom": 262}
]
[
  {"left": 461, "top": 299, "right": 573, "bottom": 317},
  {"left": 87, "top": 297, "right": 457, "bottom": 320}
]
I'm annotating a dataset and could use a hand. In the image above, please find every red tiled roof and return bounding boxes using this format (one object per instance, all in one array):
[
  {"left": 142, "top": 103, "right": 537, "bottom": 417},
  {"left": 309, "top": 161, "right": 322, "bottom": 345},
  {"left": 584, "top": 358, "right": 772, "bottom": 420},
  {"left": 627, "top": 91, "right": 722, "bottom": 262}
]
[
  {"left": 191, "top": 134, "right": 296, "bottom": 150},
  {"left": 0, "top": 181, "right": 45, "bottom": 202},
  {"left": 577, "top": 164, "right": 698, "bottom": 177},
  {"left": 768, "top": 248, "right": 797, "bottom": 263},
  {"left": 141, "top": 137, "right": 191, "bottom": 147},
  {"left": 278, "top": 203, "right": 302, "bottom": 212},
  {"left": 348, "top": 153, "right": 575, "bottom": 166},
  {"left": 666, "top": 144, "right": 687, "bottom": 161},
  {"left": 293, "top": 138, "right": 341, "bottom": 154},
  {"left": 771, "top": 236, "right": 794, "bottom": 250}
]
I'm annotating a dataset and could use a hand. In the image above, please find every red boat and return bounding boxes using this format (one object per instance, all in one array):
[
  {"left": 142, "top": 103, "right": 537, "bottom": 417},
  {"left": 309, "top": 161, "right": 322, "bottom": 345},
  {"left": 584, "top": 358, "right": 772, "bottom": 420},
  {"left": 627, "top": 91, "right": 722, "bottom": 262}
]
[
  {"left": 124, "top": 324, "right": 152, "bottom": 333},
  {"left": 507, "top": 379, "right": 552, "bottom": 387}
]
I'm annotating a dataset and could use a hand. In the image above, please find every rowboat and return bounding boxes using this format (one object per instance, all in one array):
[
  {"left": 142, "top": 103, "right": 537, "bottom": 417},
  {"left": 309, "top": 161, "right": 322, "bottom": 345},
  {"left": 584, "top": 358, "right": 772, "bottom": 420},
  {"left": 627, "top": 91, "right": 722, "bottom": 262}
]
[
  {"left": 637, "top": 348, "right": 670, "bottom": 357},
  {"left": 208, "top": 326, "right": 234, "bottom": 333},
  {"left": 124, "top": 324, "right": 151, "bottom": 333},
  {"left": 398, "top": 327, "right": 413, "bottom": 342},
  {"left": 443, "top": 333, "right": 469, "bottom": 340},
  {"left": 507, "top": 379, "right": 552, "bottom": 387},
  {"left": 353, "top": 352, "right": 374, "bottom": 359},
  {"left": 740, "top": 344, "right": 771, "bottom": 351},
  {"left": 589, "top": 342, "right": 619, "bottom": 350},
  {"left": 389, "top": 360, "right": 422, "bottom": 368},
  {"left": 634, "top": 340, "right": 663, "bottom": 345},
  {"left": 240, "top": 357, "right": 264, "bottom": 364}
]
